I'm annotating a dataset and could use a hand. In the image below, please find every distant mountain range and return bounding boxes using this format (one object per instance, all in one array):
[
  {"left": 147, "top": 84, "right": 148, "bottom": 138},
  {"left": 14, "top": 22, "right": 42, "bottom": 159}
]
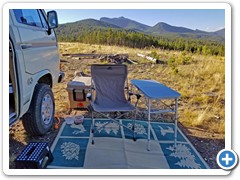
[
  {"left": 100, "top": 16, "right": 150, "bottom": 32},
  {"left": 57, "top": 16, "right": 225, "bottom": 42},
  {"left": 100, "top": 17, "right": 225, "bottom": 40}
]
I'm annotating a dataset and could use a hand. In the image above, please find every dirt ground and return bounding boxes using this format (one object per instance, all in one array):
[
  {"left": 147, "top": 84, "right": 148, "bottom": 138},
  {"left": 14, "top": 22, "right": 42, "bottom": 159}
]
[{"left": 9, "top": 55, "right": 224, "bottom": 169}]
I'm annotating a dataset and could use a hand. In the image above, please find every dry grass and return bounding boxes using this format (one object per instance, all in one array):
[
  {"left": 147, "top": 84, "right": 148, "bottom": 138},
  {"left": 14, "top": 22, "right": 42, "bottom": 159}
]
[{"left": 57, "top": 42, "right": 225, "bottom": 135}]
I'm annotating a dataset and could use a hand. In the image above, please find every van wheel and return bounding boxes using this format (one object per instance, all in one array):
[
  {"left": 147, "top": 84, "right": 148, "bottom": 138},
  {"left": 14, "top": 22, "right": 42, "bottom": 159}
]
[{"left": 22, "top": 84, "right": 55, "bottom": 136}]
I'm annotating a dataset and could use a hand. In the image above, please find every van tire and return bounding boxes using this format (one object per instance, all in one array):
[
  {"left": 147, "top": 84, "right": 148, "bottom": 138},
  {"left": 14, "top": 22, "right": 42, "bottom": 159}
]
[{"left": 22, "top": 84, "right": 55, "bottom": 136}]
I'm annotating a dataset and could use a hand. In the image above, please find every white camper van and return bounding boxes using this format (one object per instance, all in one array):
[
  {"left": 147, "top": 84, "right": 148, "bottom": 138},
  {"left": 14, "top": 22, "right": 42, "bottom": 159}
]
[{"left": 9, "top": 9, "right": 64, "bottom": 135}]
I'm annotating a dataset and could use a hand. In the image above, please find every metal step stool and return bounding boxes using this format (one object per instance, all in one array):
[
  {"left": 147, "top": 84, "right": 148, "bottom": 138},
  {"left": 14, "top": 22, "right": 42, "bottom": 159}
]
[{"left": 15, "top": 142, "right": 54, "bottom": 169}]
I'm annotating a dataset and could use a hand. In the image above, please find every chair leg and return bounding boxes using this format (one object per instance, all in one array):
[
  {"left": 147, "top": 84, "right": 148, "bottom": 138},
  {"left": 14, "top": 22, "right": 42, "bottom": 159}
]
[
  {"left": 91, "top": 107, "right": 95, "bottom": 145},
  {"left": 132, "top": 110, "right": 136, "bottom": 141}
]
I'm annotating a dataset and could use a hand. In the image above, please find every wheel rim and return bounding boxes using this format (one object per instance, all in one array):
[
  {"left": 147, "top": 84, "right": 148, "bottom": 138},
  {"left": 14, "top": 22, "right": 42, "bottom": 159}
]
[{"left": 41, "top": 93, "right": 54, "bottom": 125}]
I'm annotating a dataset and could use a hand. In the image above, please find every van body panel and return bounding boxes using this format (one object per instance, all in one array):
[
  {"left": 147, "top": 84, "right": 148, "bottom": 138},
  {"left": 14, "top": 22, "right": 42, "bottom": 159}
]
[{"left": 9, "top": 9, "right": 62, "bottom": 127}]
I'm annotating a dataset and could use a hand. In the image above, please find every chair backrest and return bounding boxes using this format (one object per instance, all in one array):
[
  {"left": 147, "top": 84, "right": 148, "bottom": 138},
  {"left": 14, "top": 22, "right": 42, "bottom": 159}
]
[{"left": 91, "top": 64, "right": 128, "bottom": 107}]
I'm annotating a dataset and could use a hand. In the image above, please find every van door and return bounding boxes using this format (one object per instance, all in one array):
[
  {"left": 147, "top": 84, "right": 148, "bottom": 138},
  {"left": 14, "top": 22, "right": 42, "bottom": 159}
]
[{"left": 11, "top": 9, "right": 59, "bottom": 79}]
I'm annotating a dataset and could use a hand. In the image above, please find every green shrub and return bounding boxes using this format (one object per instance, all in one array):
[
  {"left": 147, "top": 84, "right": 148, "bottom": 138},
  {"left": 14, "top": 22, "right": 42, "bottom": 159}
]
[
  {"left": 150, "top": 49, "right": 159, "bottom": 60},
  {"left": 168, "top": 53, "right": 194, "bottom": 67},
  {"left": 168, "top": 56, "right": 176, "bottom": 68},
  {"left": 178, "top": 53, "right": 194, "bottom": 65}
]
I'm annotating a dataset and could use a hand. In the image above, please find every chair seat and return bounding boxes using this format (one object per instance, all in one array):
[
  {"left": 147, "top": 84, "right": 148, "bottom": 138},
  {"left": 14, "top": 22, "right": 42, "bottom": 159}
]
[{"left": 91, "top": 101, "right": 136, "bottom": 112}]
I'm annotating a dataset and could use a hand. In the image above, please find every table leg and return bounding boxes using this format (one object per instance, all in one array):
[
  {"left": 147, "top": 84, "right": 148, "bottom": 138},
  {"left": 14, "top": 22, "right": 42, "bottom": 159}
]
[
  {"left": 147, "top": 98, "right": 151, "bottom": 151},
  {"left": 174, "top": 98, "right": 178, "bottom": 148}
]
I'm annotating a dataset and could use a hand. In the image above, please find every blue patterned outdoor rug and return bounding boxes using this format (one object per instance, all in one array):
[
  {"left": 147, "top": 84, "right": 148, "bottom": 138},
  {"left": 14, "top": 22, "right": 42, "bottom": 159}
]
[{"left": 48, "top": 118, "right": 209, "bottom": 169}]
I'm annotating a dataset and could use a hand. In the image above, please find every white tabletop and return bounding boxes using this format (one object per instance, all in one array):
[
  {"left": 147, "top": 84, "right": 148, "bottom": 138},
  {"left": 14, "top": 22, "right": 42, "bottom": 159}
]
[{"left": 131, "top": 79, "right": 180, "bottom": 99}]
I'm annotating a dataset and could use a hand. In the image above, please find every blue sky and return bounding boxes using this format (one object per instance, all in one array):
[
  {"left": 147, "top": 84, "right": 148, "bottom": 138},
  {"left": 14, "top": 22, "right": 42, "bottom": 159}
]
[{"left": 50, "top": 9, "right": 225, "bottom": 32}]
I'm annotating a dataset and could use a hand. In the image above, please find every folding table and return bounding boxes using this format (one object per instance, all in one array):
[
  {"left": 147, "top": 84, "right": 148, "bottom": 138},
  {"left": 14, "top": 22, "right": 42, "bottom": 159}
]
[{"left": 131, "top": 79, "right": 181, "bottom": 151}]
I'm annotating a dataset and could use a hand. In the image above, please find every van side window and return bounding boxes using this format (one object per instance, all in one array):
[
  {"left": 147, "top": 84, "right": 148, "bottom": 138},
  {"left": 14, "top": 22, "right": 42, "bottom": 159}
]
[
  {"left": 13, "top": 9, "right": 43, "bottom": 28},
  {"left": 38, "top": 10, "right": 49, "bottom": 29}
]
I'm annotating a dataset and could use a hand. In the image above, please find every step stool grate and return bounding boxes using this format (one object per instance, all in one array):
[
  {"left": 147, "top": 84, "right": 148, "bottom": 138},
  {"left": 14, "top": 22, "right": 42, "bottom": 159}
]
[{"left": 15, "top": 142, "right": 53, "bottom": 169}]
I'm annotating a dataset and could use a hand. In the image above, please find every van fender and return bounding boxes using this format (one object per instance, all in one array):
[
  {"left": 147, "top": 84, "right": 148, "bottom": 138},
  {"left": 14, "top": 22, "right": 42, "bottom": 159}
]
[{"left": 20, "top": 70, "right": 53, "bottom": 117}]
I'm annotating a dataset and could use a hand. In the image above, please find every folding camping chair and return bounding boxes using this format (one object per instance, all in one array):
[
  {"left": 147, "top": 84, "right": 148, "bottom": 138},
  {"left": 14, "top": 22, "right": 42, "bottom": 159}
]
[{"left": 90, "top": 64, "right": 137, "bottom": 144}]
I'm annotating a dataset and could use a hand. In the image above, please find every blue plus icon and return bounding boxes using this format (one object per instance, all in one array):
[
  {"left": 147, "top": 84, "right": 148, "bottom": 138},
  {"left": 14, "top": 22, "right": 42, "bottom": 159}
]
[{"left": 217, "top": 149, "right": 238, "bottom": 170}]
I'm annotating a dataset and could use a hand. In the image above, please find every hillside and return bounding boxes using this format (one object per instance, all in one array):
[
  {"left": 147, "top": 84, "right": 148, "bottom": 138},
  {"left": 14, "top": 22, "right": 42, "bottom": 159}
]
[
  {"left": 59, "top": 18, "right": 120, "bottom": 29},
  {"left": 100, "top": 16, "right": 150, "bottom": 32},
  {"left": 56, "top": 18, "right": 120, "bottom": 37},
  {"left": 210, "top": 28, "right": 225, "bottom": 37},
  {"left": 147, "top": 22, "right": 194, "bottom": 34}
]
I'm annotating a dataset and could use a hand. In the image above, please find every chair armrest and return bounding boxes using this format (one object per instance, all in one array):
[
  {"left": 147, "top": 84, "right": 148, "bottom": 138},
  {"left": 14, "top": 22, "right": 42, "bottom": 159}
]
[
  {"left": 128, "top": 92, "right": 141, "bottom": 101},
  {"left": 129, "top": 92, "right": 141, "bottom": 99}
]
